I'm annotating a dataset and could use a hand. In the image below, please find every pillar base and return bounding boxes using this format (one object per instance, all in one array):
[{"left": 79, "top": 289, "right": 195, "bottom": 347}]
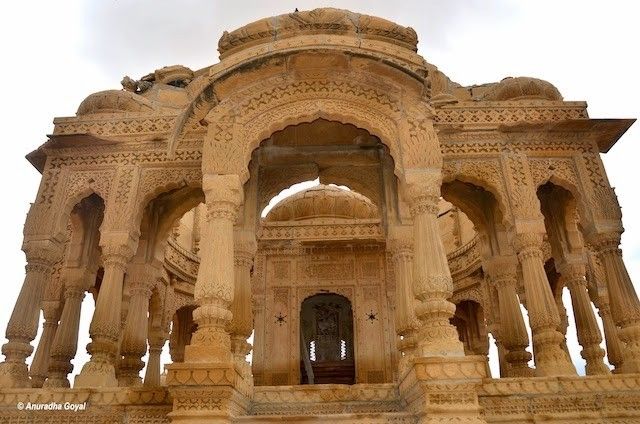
[
  {"left": 398, "top": 356, "right": 487, "bottom": 424},
  {"left": 74, "top": 360, "right": 117, "bottom": 388},
  {"left": 166, "top": 362, "right": 252, "bottom": 423},
  {"left": 0, "top": 362, "right": 30, "bottom": 388}
]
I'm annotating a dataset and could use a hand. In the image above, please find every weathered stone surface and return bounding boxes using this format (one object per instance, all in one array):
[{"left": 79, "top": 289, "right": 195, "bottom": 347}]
[{"left": 1, "top": 6, "right": 638, "bottom": 424}]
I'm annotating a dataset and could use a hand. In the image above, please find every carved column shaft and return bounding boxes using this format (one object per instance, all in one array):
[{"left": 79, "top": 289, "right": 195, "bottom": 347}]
[
  {"left": 560, "top": 262, "right": 610, "bottom": 375},
  {"left": 484, "top": 256, "right": 534, "bottom": 377},
  {"left": 144, "top": 331, "right": 166, "bottom": 387},
  {"left": 29, "top": 300, "right": 62, "bottom": 387},
  {"left": 592, "top": 232, "right": 640, "bottom": 373},
  {"left": 389, "top": 231, "right": 419, "bottom": 369},
  {"left": 118, "top": 266, "right": 153, "bottom": 386},
  {"left": 230, "top": 230, "right": 257, "bottom": 374},
  {"left": 44, "top": 282, "right": 86, "bottom": 388},
  {"left": 75, "top": 235, "right": 136, "bottom": 388},
  {"left": 597, "top": 299, "right": 624, "bottom": 371},
  {"left": 0, "top": 240, "right": 61, "bottom": 388},
  {"left": 184, "top": 174, "right": 242, "bottom": 364},
  {"left": 405, "top": 170, "right": 463, "bottom": 357},
  {"left": 515, "top": 233, "right": 576, "bottom": 376}
]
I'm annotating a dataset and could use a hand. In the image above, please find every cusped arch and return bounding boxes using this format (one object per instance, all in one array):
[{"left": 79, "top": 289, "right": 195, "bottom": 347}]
[
  {"left": 202, "top": 75, "right": 436, "bottom": 184},
  {"left": 441, "top": 161, "right": 512, "bottom": 228},
  {"left": 205, "top": 97, "right": 404, "bottom": 183},
  {"left": 131, "top": 167, "right": 203, "bottom": 235},
  {"left": 534, "top": 173, "right": 593, "bottom": 231},
  {"left": 53, "top": 186, "right": 108, "bottom": 243}
]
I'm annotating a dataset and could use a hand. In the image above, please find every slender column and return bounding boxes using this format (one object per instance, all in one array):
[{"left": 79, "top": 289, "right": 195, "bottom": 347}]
[
  {"left": 0, "top": 239, "right": 62, "bottom": 388},
  {"left": 184, "top": 174, "right": 242, "bottom": 363},
  {"left": 483, "top": 256, "right": 534, "bottom": 377},
  {"left": 589, "top": 232, "right": 640, "bottom": 373},
  {"left": 144, "top": 330, "right": 167, "bottom": 387},
  {"left": 75, "top": 234, "right": 137, "bottom": 387},
  {"left": 558, "top": 261, "right": 610, "bottom": 375},
  {"left": 230, "top": 229, "right": 257, "bottom": 377},
  {"left": 405, "top": 170, "right": 463, "bottom": 356},
  {"left": 44, "top": 282, "right": 87, "bottom": 387},
  {"left": 389, "top": 228, "right": 419, "bottom": 371},
  {"left": 29, "top": 300, "right": 62, "bottom": 387},
  {"left": 118, "top": 266, "right": 153, "bottom": 386},
  {"left": 596, "top": 298, "right": 624, "bottom": 371},
  {"left": 514, "top": 233, "right": 576, "bottom": 376}
]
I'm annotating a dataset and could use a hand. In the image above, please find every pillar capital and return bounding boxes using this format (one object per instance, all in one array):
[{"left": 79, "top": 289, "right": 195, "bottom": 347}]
[
  {"left": 388, "top": 225, "right": 413, "bottom": 257},
  {"left": 513, "top": 232, "right": 544, "bottom": 255},
  {"left": 403, "top": 168, "right": 441, "bottom": 216},
  {"left": 100, "top": 231, "right": 139, "bottom": 269},
  {"left": 203, "top": 174, "right": 243, "bottom": 221},
  {"left": 234, "top": 229, "right": 257, "bottom": 267},
  {"left": 22, "top": 238, "right": 64, "bottom": 269},
  {"left": 483, "top": 255, "right": 519, "bottom": 285},
  {"left": 41, "top": 301, "right": 62, "bottom": 322}
]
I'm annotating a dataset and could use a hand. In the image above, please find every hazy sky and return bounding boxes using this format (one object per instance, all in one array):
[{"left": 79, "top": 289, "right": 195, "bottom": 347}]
[{"left": 0, "top": 1, "right": 638, "bottom": 380}]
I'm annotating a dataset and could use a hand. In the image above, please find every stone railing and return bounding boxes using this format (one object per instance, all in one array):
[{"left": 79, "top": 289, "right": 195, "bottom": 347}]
[
  {"left": 164, "top": 237, "right": 199, "bottom": 283},
  {"left": 447, "top": 235, "right": 481, "bottom": 278}
]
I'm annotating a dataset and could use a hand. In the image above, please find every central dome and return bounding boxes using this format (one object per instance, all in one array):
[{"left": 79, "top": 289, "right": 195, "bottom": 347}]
[
  {"left": 218, "top": 8, "right": 418, "bottom": 58},
  {"left": 265, "top": 185, "right": 378, "bottom": 221}
]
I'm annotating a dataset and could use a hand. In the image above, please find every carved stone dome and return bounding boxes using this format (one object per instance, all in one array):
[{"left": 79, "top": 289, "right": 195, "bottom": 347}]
[
  {"left": 76, "top": 90, "right": 158, "bottom": 115},
  {"left": 479, "top": 77, "right": 563, "bottom": 101},
  {"left": 265, "top": 185, "right": 378, "bottom": 221},
  {"left": 218, "top": 7, "right": 418, "bottom": 58}
]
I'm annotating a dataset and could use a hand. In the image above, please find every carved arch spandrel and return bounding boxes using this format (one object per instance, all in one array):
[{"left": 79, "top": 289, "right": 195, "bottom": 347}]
[
  {"left": 42, "top": 169, "right": 115, "bottom": 242},
  {"left": 528, "top": 157, "right": 597, "bottom": 230},
  {"left": 442, "top": 158, "right": 512, "bottom": 226},
  {"left": 203, "top": 76, "right": 438, "bottom": 184},
  {"left": 130, "top": 166, "right": 203, "bottom": 232}
]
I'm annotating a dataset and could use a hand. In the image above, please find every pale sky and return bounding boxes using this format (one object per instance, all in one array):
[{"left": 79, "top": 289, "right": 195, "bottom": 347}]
[{"left": 0, "top": 1, "right": 638, "bottom": 381}]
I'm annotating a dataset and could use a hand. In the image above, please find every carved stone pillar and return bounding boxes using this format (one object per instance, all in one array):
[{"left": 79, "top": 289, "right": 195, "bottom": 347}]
[
  {"left": 483, "top": 256, "right": 534, "bottom": 377},
  {"left": 589, "top": 232, "right": 640, "bottom": 373},
  {"left": 75, "top": 233, "right": 137, "bottom": 387},
  {"left": 0, "top": 239, "right": 62, "bottom": 388},
  {"left": 144, "top": 330, "right": 167, "bottom": 387},
  {"left": 44, "top": 278, "right": 87, "bottom": 388},
  {"left": 514, "top": 233, "right": 576, "bottom": 376},
  {"left": 167, "top": 174, "right": 250, "bottom": 423},
  {"left": 404, "top": 169, "right": 463, "bottom": 357},
  {"left": 182, "top": 174, "right": 241, "bottom": 363},
  {"left": 388, "top": 227, "right": 419, "bottom": 372},
  {"left": 596, "top": 298, "right": 624, "bottom": 371},
  {"left": 558, "top": 261, "right": 610, "bottom": 375},
  {"left": 29, "top": 300, "right": 62, "bottom": 387},
  {"left": 230, "top": 229, "right": 257, "bottom": 378},
  {"left": 118, "top": 265, "right": 154, "bottom": 386},
  {"left": 251, "top": 294, "right": 266, "bottom": 385}
]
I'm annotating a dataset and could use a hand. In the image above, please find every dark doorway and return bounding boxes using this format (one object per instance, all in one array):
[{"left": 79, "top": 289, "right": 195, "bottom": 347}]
[{"left": 300, "top": 293, "right": 355, "bottom": 384}]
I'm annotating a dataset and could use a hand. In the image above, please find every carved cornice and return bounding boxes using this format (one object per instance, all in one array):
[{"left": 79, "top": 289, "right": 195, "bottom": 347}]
[
  {"left": 435, "top": 101, "right": 588, "bottom": 128},
  {"left": 258, "top": 220, "right": 383, "bottom": 242}
]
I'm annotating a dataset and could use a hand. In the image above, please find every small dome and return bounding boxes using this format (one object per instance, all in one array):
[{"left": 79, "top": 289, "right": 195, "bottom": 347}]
[
  {"left": 77, "top": 90, "right": 157, "bottom": 115},
  {"left": 266, "top": 185, "right": 378, "bottom": 221},
  {"left": 218, "top": 8, "right": 418, "bottom": 58},
  {"left": 479, "top": 77, "right": 562, "bottom": 101}
]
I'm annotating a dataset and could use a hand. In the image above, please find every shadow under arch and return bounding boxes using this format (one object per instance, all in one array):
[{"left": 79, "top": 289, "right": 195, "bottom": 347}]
[{"left": 441, "top": 179, "right": 510, "bottom": 258}]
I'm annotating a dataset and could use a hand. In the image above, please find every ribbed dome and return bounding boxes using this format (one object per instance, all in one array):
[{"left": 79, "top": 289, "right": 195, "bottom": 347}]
[
  {"left": 76, "top": 90, "right": 157, "bottom": 115},
  {"left": 479, "top": 77, "right": 562, "bottom": 101},
  {"left": 265, "top": 185, "right": 378, "bottom": 221},
  {"left": 218, "top": 8, "right": 418, "bottom": 58}
]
